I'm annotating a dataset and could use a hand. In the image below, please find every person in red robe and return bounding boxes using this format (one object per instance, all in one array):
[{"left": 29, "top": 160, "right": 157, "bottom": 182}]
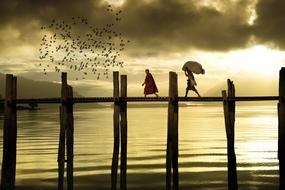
[{"left": 142, "top": 69, "right": 159, "bottom": 97}]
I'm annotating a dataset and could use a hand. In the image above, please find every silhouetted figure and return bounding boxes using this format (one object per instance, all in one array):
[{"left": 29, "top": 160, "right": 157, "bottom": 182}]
[
  {"left": 184, "top": 68, "right": 201, "bottom": 97},
  {"left": 182, "top": 61, "right": 205, "bottom": 97},
  {"left": 142, "top": 69, "right": 159, "bottom": 97}
]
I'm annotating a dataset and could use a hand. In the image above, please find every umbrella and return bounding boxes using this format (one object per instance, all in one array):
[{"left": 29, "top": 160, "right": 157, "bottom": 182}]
[{"left": 182, "top": 61, "right": 205, "bottom": 74}]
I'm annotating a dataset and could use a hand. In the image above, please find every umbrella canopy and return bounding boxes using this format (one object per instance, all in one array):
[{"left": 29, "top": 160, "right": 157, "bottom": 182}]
[{"left": 182, "top": 61, "right": 205, "bottom": 74}]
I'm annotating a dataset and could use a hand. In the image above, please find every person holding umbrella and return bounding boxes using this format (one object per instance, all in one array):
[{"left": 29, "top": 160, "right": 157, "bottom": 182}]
[{"left": 182, "top": 61, "right": 205, "bottom": 97}]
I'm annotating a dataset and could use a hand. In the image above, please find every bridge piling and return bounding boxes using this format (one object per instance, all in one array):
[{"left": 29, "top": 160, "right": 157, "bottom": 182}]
[
  {"left": 120, "top": 75, "right": 128, "bottom": 190},
  {"left": 166, "top": 72, "right": 179, "bottom": 190},
  {"left": 1, "top": 74, "right": 17, "bottom": 190},
  {"left": 1, "top": 69, "right": 285, "bottom": 190},
  {"left": 111, "top": 71, "right": 120, "bottom": 190},
  {"left": 58, "top": 73, "right": 74, "bottom": 190},
  {"left": 278, "top": 68, "right": 285, "bottom": 190},
  {"left": 222, "top": 79, "right": 238, "bottom": 190}
]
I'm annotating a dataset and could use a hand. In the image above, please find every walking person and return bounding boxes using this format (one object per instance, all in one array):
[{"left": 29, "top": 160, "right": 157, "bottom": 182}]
[
  {"left": 182, "top": 61, "right": 205, "bottom": 97},
  {"left": 142, "top": 69, "right": 159, "bottom": 97}
]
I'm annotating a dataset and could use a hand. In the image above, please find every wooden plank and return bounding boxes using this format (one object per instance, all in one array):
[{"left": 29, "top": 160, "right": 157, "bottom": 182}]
[
  {"left": 222, "top": 80, "right": 238, "bottom": 190},
  {"left": 1, "top": 75, "right": 17, "bottom": 190},
  {"left": 66, "top": 85, "right": 74, "bottom": 190},
  {"left": 11, "top": 96, "right": 280, "bottom": 104},
  {"left": 278, "top": 67, "right": 285, "bottom": 189},
  {"left": 111, "top": 72, "right": 120, "bottom": 190},
  {"left": 166, "top": 72, "right": 179, "bottom": 190},
  {"left": 120, "top": 75, "right": 127, "bottom": 190}
]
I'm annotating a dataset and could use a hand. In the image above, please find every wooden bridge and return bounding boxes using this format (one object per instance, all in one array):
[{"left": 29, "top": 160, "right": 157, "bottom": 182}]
[{"left": 1, "top": 68, "right": 285, "bottom": 190}]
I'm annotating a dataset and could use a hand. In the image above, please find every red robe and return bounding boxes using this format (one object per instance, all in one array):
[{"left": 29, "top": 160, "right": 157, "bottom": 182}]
[{"left": 144, "top": 73, "right": 158, "bottom": 95}]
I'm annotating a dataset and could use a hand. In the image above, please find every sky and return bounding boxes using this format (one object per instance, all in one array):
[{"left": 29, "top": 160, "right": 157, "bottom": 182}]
[{"left": 0, "top": 0, "right": 285, "bottom": 97}]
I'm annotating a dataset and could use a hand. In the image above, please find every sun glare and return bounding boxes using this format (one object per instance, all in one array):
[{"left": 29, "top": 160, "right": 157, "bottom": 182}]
[{"left": 228, "top": 45, "right": 285, "bottom": 74}]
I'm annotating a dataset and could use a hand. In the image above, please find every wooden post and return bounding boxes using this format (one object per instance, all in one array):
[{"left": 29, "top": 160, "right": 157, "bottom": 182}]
[
  {"left": 58, "top": 105, "right": 65, "bottom": 190},
  {"left": 222, "top": 79, "right": 238, "bottom": 190},
  {"left": 166, "top": 72, "right": 179, "bottom": 190},
  {"left": 58, "top": 73, "right": 67, "bottom": 190},
  {"left": 58, "top": 73, "right": 74, "bottom": 190},
  {"left": 111, "top": 71, "right": 120, "bottom": 190},
  {"left": 66, "top": 85, "right": 74, "bottom": 190},
  {"left": 120, "top": 75, "right": 127, "bottom": 190},
  {"left": 278, "top": 68, "right": 285, "bottom": 189},
  {"left": 1, "top": 75, "right": 17, "bottom": 190}
]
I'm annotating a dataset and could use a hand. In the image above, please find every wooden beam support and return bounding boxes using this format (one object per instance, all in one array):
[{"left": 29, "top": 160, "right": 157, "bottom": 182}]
[
  {"left": 1, "top": 74, "right": 17, "bottom": 190},
  {"left": 66, "top": 85, "right": 74, "bottom": 190},
  {"left": 120, "top": 75, "right": 127, "bottom": 190},
  {"left": 58, "top": 72, "right": 74, "bottom": 190},
  {"left": 278, "top": 67, "right": 285, "bottom": 190},
  {"left": 111, "top": 71, "right": 120, "bottom": 190},
  {"left": 222, "top": 79, "right": 238, "bottom": 190},
  {"left": 166, "top": 72, "right": 179, "bottom": 190}
]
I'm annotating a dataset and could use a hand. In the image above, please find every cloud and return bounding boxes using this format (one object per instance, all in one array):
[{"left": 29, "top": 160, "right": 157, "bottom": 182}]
[
  {"left": 253, "top": 0, "right": 285, "bottom": 49},
  {"left": 0, "top": 0, "right": 284, "bottom": 58},
  {"left": 120, "top": 0, "right": 254, "bottom": 54},
  {"left": 0, "top": 0, "right": 112, "bottom": 53},
  {"left": 0, "top": 0, "right": 256, "bottom": 57}
]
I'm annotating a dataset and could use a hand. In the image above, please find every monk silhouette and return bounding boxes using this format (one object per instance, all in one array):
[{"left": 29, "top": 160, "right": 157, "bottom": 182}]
[{"left": 142, "top": 69, "right": 159, "bottom": 97}]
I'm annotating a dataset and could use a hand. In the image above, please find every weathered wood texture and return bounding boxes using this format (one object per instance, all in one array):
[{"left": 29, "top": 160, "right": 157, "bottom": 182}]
[
  {"left": 222, "top": 79, "right": 238, "bottom": 190},
  {"left": 1, "top": 75, "right": 17, "bottom": 190},
  {"left": 120, "top": 75, "right": 128, "bottom": 190},
  {"left": 166, "top": 72, "right": 179, "bottom": 190},
  {"left": 278, "top": 68, "right": 285, "bottom": 190},
  {"left": 111, "top": 72, "right": 120, "bottom": 190}
]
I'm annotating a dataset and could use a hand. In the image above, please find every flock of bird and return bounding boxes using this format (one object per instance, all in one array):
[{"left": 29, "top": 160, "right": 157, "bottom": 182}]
[{"left": 38, "top": 4, "right": 129, "bottom": 80}]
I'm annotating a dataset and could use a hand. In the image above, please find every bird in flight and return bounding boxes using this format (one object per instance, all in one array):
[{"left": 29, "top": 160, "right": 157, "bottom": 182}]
[{"left": 38, "top": 4, "right": 130, "bottom": 80}]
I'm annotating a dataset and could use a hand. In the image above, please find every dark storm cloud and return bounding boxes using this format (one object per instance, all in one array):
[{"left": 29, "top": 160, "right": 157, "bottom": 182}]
[
  {"left": 0, "top": 0, "right": 112, "bottom": 50},
  {"left": 253, "top": 0, "right": 285, "bottom": 49},
  {"left": 0, "top": 0, "right": 284, "bottom": 56},
  {"left": 120, "top": 0, "right": 253, "bottom": 53}
]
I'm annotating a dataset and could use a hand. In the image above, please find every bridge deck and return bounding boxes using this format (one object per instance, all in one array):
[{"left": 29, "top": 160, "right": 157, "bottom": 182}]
[{"left": 0, "top": 96, "right": 279, "bottom": 104}]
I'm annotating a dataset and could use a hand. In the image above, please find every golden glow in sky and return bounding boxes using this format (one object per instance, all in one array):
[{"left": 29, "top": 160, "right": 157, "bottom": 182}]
[{"left": 0, "top": 0, "right": 284, "bottom": 97}]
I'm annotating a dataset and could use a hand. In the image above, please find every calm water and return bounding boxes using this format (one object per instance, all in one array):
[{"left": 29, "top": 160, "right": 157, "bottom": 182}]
[{"left": 0, "top": 103, "right": 279, "bottom": 189}]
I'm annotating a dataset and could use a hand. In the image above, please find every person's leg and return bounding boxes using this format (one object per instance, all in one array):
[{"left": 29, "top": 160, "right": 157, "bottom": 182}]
[
  {"left": 185, "top": 80, "right": 190, "bottom": 97},
  {"left": 185, "top": 88, "right": 189, "bottom": 97},
  {"left": 193, "top": 88, "right": 201, "bottom": 97}
]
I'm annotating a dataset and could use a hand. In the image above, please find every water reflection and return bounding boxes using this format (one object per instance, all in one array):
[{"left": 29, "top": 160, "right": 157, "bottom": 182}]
[{"left": 0, "top": 103, "right": 279, "bottom": 189}]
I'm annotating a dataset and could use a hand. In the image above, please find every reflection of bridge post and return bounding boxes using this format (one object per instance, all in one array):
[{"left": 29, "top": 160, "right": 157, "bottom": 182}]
[
  {"left": 166, "top": 72, "right": 179, "bottom": 190},
  {"left": 222, "top": 79, "right": 238, "bottom": 190},
  {"left": 278, "top": 68, "right": 285, "bottom": 190},
  {"left": 111, "top": 71, "right": 120, "bottom": 190}
]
